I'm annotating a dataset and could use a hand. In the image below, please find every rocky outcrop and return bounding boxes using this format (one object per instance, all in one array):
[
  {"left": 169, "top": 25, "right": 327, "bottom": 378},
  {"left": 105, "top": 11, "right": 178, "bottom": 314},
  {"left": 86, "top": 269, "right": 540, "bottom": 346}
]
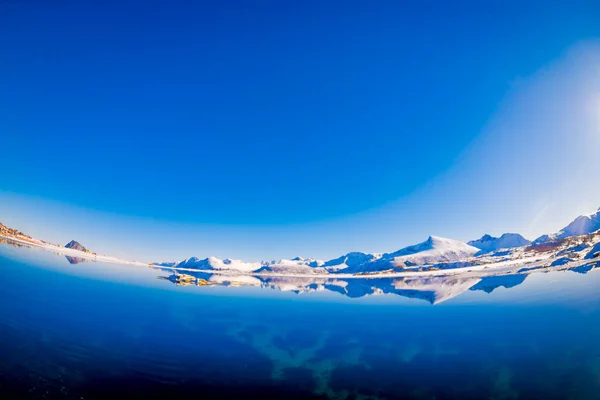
[{"left": 65, "top": 240, "right": 87, "bottom": 252}]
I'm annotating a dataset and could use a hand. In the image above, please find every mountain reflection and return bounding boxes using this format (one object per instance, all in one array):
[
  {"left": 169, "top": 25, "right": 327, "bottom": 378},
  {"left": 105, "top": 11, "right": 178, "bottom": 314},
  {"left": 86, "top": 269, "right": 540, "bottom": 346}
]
[
  {"left": 65, "top": 256, "right": 87, "bottom": 264},
  {"left": 0, "top": 237, "right": 32, "bottom": 249},
  {"left": 156, "top": 262, "right": 598, "bottom": 304}
]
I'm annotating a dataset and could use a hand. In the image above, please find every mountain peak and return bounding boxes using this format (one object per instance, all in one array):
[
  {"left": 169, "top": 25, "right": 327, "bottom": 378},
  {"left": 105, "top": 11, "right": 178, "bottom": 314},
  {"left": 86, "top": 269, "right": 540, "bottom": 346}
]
[
  {"left": 65, "top": 240, "right": 87, "bottom": 252},
  {"left": 385, "top": 236, "right": 479, "bottom": 267},
  {"left": 468, "top": 233, "right": 530, "bottom": 253},
  {"left": 535, "top": 206, "right": 600, "bottom": 244}
]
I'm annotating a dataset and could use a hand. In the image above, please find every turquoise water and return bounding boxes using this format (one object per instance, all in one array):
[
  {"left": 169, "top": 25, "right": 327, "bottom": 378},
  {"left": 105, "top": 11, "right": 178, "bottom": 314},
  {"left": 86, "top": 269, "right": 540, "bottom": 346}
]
[{"left": 1, "top": 242, "right": 599, "bottom": 400}]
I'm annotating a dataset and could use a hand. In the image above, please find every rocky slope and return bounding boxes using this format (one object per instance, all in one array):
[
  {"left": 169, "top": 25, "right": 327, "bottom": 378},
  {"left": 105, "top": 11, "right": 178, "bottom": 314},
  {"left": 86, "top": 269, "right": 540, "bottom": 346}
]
[{"left": 65, "top": 240, "right": 88, "bottom": 252}]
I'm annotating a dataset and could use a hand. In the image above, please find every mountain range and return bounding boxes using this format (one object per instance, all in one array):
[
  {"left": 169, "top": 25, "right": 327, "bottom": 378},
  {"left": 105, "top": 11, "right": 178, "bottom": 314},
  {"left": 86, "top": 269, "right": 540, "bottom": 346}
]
[
  {"left": 157, "top": 207, "right": 600, "bottom": 276},
  {"left": 468, "top": 233, "right": 531, "bottom": 254},
  {"left": 157, "top": 258, "right": 598, "bottom": 304}
]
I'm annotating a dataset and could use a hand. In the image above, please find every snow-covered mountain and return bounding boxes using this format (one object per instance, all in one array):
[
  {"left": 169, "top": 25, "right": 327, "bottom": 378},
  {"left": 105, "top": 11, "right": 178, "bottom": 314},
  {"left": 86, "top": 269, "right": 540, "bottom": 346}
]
[
  {"left": 383, "top": 236, "right": 479, "bottom": 267},
  {"left": 532, "top": 234, "right": 555, "bottom": 245},
  {"left": 322, "top": 252, "right": 381, "bottom": 273},
  {"left": 468, "top": 233, "right": 531, "bottom": 254},
  {"left": 318, "top": 236, "right": 479, "bottom": 274},
  {"left": 162, "top": 236, "right": 481, "bottom": 275},
  {"left": 162, "top": 236, "right": 479, "bottom": 275},
  {"left": 154, "top": 206, "right": 600, "bottom": 277},
  {"left": 174, "top": 256, "right": 263, "bottom": 272},
  {"left": 172, "top": 255, "right": 326, "bottom": 273},
  {"left": 534, "top": 208, "right": 600, "bottom": 244}
]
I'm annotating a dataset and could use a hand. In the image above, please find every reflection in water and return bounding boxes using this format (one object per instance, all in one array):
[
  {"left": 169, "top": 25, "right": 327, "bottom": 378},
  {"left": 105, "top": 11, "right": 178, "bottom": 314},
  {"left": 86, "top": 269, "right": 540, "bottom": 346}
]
[
  {"left": 1, "top": 244, "right": 600, "bottom": 400},
  {"left": 2, "top": 238, "right": 89, "bottom": 265},
  {"left": 469, "top": 274, "right": 528, "bottom": 293},
  {"left": 0, "top": 237, "right": 32, "bottom": 249},
  {"left": 155, "top": 260, "right": 599, "bottom": 305},
  {"left": 65, "top": 256, "right": 87, "bottom": 264}
]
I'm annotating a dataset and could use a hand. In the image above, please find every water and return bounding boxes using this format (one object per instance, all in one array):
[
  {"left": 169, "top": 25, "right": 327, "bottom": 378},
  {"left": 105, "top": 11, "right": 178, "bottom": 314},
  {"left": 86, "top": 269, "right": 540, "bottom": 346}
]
[{"left": 1, "top": 242, "right": 600, "bottom": 400}]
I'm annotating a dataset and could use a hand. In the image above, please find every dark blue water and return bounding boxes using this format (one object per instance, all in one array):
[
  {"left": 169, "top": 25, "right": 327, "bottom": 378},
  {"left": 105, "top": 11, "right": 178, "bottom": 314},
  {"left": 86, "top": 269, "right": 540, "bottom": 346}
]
[{"left": 1, "top": 242, "right": 600, "bottom": 400}]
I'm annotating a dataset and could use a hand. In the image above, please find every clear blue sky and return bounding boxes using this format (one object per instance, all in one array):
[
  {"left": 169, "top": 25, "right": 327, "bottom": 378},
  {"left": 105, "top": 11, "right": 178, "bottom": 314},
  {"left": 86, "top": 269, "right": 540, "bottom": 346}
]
[{"left": 1, "top": 1, "right": 600, "bottom": 262}]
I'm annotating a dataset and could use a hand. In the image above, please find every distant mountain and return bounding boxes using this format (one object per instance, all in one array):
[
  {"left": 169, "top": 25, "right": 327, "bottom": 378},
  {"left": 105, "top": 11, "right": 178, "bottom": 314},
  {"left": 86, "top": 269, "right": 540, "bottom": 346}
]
[
  {"left": 322, "top": 252, "right": 381, "bottom": 273},
  {"left": 172, "top": 256, "right": 325, "bottom": 273},
  {"left": 156, "top": 207, "right": 600, "bottom": 277},
  {"left": 468, "top": 233, "right": 531, "bottom": 254},
  {"left": 383, "top": 236, "right": 479, "bottom": 267},
  {"left": 65, "top": 240, "right": 87, "bottom": 252},
  {"left": 257, "top": 257, "right": 326, "bottom": 274},
  {"left": 167, "top": 236, "right": 480, "bottom": 275},
  {"left": 152, "top": 261, "right": 178, "bottom": 267},
  {"left": 532, "top": 234, "right": 556, "bottom": 245},
  {"left": 174, "top": 256, "right": 262, "bottom": 272},
  {"left": 310, "top": 236, "right": 479, "bottom": 274},
  {"left": 534, "top": 208, "right": 600, "bottom": 244}
]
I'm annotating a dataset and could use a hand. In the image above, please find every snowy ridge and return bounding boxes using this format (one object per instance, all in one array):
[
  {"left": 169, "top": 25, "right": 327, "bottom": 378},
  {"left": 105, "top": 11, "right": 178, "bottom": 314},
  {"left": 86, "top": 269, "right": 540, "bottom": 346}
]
[
  {"left": 173, "top": 255, "right": 326, "bottom": 273},
  {"left": 155, "top": 206, "right": 600, "bottom": 277},
  {"left": 3, "top": 204, "right": 600, "bottom": 281},
  {"left": 168, "top": 236, "right": 480, "bottom": 275},
  {"left": 322, "top": 252, "right": 382, "bottom": 273},
  {"left": 175, "top": 256, "right": 263, "bottom": 272},
  {"left": 468, "top": 233, "right": 531, "bottom": 254},
  {"left": 385, "top": 236, "right": 479, "bottom": 267},
  {"left": 534, "top": 207, "right": 600, "bottom": 244}
]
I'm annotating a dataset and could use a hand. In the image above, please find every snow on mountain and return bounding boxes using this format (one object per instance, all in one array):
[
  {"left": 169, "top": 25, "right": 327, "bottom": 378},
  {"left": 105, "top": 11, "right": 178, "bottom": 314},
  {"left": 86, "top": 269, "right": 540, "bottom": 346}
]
[
  {"left": 468, "top": 233, "right": 531, "bottom": 254},
  {"left": 336, "top": 236, "right": 480, "bottom": 274},
  {"left": 256, "top": 263, "right": 329, "bottom": 275},
  {"left": 585, "top": 242, "right": 600, "bottom": 260},
  {"left": 534, "top": 207, "right": 600, "bottom": 244},
  {"left": 173, "top": 255, "right": 326, "bottom": 273},
  {"left": 175, "top": 256, "right": 263, "bottom": 272},
  {"left": 269, "top": 257, "right": 325, "bottom": 268},
  {"left": 384, "top": 236, "right": 479, "bottom": 268},
  {"left": 558, "top": 208, "right": 600, "bottom": 237},
  {"left": 532, "top": 234, "right": 557, "bottom": 245},
  {"left": 170, "top": 236, "right": 479, "bottom": 275},
  {"left": 256, "top": 257, "right": 328, "bottom": 274},
  {"left": 153, "top": 261, "right": 178, "bottom": 267},
  {"left": 551, "top": 257, "right": 573, "bottom": 266},
  {"left": 322, "top": 252, "right": 381, "bottom": 272}
]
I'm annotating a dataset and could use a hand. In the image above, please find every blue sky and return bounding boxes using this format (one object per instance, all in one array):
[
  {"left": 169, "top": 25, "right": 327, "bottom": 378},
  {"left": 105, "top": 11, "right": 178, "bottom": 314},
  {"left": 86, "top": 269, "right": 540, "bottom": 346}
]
[{"left": 1, "top": 1, "right": 600, "bottom": 262}]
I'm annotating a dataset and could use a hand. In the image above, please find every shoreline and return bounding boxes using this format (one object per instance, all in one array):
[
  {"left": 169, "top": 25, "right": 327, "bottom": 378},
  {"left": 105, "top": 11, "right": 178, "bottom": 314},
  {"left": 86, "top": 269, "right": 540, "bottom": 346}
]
[
  {"left": 151, "top": 253, "right": 559, "bottom": 280},
  {"left": 1, "top": 233, "right": 595, "bottom": 280},
  {"left": 0, "top": 234, "right": 149, "bottom": 267}
]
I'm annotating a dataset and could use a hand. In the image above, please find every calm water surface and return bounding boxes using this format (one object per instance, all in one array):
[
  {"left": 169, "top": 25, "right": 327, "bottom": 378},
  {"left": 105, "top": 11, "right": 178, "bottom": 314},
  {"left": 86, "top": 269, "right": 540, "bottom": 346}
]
[{"left": 1, "top": 243, "right": 599, "bottom": 400}]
